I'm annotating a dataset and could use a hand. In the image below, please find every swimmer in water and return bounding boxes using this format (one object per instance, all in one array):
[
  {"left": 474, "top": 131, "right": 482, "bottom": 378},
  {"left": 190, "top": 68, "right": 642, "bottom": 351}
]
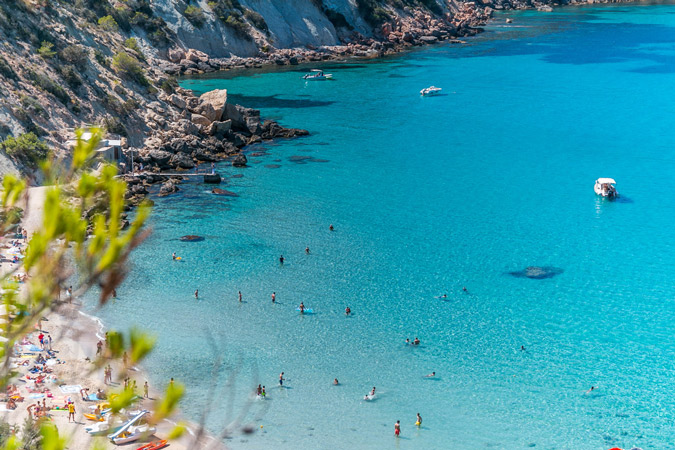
[
  {"left": 585, "top": 386, "right": 596, "bottom": 394},
  {"left": 441, "top": 294, "right": 447, "bottom": 298},
  {"left": 405, "top": 338, "right": 410, "bottom": 345},
  {"left": 329, "top": 224, "right": 334, "bottom": 231},
  {"left": 413, "top": 337, "right": 420, "bottom": 345},
  {"left": 521, "top": 345, "right": 526, "bottom": 351},
  {"left": 333, "top": 378, "right": 339, "bottom": 385},
  {"left": 305, "top": 246, "right": 310, "bottom": 254},
  {"left": 424, "top": 372, "right": 435, "bottom": 378},
  {"left": 172, "top": 252, "right": 176, "bottom": 260},
  {"left": 279, "top": 255, "right": 284, "bottom": 264},
  {"left": 272, "top": 292, "right": 276, "bottom": 303},
  {"left": 194, "top": 289, "right": 199, "bottom": 299},
  {"left": 345, "top": 307, "right": 351, "bottom": 316},
  {"left": 370, "top": 386, "right": 376, "bottom": 396},
  {"left": 299, "top": 302, "right": 305, "bottom": 314},
  {"left": 416, "top": 413, "right": 422, "bottom": 426},
  {"left": 463, "top": 286, "right": 468, "bottom": 292}
]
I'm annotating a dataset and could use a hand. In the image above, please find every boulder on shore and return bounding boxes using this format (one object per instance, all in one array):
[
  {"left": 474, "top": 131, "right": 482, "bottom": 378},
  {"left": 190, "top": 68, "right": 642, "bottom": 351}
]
[
  {"left": 191, "top": 113, "right": 211, "bottom": 127},
  {"left": 196, "top": 89, "right": 228, "bottom": 122}
]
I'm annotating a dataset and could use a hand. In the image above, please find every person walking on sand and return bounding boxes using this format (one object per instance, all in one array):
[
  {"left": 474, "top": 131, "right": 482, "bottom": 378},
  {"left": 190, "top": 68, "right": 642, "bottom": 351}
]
[
  {"left": 67, "top": 402, "right": 75, "bottom": 423},
  {"left": 279, "top": 372, "right": 284, "bottom": 386},
  {"left": 144, "top": 381, "right": 149, "bottom": 398},
  {"left": 272, "top": 292, "right": 276, "bottom": 303},
  {"left": 67, "top": 286, "right": 73, "bottom": 303},
  {"left": 96, "top": 340, "right": 103, "bottom": 355},
  {"left": 238, "top": 291, "right": 242, "bottom": 302},
  {"left": 394, "top": 420, "right": 401, "bottom": 437},
  {"left": 195, "top": 289, "right": 199, "bottom": 299},
  {"left": 416, "top": 413, "right": 422, "bottom": 426}
]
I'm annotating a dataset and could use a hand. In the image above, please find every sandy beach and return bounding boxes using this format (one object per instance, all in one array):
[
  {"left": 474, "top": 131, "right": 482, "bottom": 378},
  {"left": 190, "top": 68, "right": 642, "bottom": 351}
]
[{"left": 0, "top": 186, "right": 225, "bottom": 450}]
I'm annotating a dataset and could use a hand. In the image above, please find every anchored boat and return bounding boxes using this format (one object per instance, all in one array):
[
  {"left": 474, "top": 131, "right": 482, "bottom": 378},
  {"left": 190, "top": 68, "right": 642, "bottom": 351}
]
[
  {"left": 594, "top": 178, "right": 618, "bottom": 198},
  {"left": 420, "top": 86, "right": 442, "bottom": 96},
  {"left": 303, "top": 69, "right": 332, "bottom": 80}
]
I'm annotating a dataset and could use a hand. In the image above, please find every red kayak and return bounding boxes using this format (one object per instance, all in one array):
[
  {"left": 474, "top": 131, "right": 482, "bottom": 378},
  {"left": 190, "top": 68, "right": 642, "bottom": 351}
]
[{"left": 136, "top": 440, "right": 168, "bottom": 450}]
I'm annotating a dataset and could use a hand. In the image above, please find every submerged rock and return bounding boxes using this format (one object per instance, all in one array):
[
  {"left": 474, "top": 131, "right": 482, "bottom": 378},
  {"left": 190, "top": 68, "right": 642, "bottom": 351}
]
[
  {"left": 508, "top": 266, "right": 563, "bottom": 280},
  {"left": 212, "top": 188, "right": 238, "bottom": 197},
  {"left": 232, "top": 154, "right": 247, "bottom": 167},
  {"left": 180, "top": 235, "right": 204, "bottom": 242}
]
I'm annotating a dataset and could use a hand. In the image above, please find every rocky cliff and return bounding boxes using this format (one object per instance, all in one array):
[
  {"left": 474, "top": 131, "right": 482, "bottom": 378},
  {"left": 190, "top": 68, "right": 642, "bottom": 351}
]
[{"left": 0, "top": 0, "right": 631, "bottom": 181}]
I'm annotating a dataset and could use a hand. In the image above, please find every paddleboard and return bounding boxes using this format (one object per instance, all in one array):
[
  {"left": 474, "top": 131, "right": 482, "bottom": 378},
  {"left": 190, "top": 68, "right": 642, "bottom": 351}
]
[{"left": 296, "top": 308, "right": 313, "bottom": 313}]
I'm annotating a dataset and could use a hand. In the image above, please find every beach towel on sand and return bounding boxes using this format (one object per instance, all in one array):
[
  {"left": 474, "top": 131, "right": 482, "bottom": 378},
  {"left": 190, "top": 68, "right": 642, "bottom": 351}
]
[{"left": 59, "top": 385, "right": 82, "bottom": 394}]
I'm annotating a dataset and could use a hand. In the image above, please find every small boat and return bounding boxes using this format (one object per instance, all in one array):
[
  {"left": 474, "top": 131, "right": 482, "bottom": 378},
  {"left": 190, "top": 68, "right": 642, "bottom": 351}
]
[
  {"left": 420, "top": 86, "right": 442, "bottom": 96},
  {"left": 302, "top": 69, "right": 332, "bottom": 80},
  {"left": 136, "top": 439, "right": 168, "bottom": 450},
  {"left": 111, "top": 424, "right": 157, "bottom": 445},
  {"left": 594, "top": 178, "right": 618, "bottom": 198}
]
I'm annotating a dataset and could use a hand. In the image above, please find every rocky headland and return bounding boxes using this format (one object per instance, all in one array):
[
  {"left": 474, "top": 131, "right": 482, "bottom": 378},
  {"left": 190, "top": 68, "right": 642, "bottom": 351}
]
[{"left": 0, "top": 0, "right": 638, "bottom": 200}]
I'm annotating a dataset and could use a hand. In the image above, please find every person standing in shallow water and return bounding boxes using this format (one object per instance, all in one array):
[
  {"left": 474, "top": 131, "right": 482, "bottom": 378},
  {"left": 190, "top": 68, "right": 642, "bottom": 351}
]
[
  {"left": 195, "top": 289, "right": 199, "bottom": 299},
  {"left": 416, "top": 413, "right": 422, "bottom": 426},
  {"left": 272, "top": 292, "right": 276, "bottom": 303},
  {"left": 305, "top": 246, "right": 310, "bottom": 254},
  {"left": 238, "top": 291, "right": 242, "bottom": 302},
  {"left": 279, "top": 372, "right": 284, "bottom": 386},
  {"left": 394, "top": 420, "right": 401, "bottom": 437},
  {"left": 329, "top": 224, "right": 334, "bottom": 231},
  {"left": 279, "top": 255, "right": 284, "bottom": 265}
]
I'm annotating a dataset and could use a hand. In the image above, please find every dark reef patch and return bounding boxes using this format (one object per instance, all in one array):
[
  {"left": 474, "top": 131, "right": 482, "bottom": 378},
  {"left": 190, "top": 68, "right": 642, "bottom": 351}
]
[{"left": 508, "top": 266, "right": 563, "bottom": 279}]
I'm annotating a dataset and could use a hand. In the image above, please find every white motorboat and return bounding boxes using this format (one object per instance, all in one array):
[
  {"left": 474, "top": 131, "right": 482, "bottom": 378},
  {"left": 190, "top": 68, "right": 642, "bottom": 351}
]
[
  {"left": 420, "top": 86, "right": 442, "bottom": 96},
  {"left": 303, "top": 69, "right": 332, "bottom": 80},
  {"left": 594, "top": 178, "right": 618, "bottom": 198}
]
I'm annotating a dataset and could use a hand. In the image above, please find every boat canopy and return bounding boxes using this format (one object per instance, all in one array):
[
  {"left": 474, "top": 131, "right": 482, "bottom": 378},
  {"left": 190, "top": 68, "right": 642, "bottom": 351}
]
[{"left": 596, "top": 178, "right": 616, "bottom": 184}]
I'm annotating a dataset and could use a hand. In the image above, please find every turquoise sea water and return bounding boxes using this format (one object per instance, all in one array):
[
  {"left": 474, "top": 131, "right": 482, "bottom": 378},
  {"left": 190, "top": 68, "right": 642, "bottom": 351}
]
[{"left": 86, "top": 4, "right": 675, "bottom": 449}]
